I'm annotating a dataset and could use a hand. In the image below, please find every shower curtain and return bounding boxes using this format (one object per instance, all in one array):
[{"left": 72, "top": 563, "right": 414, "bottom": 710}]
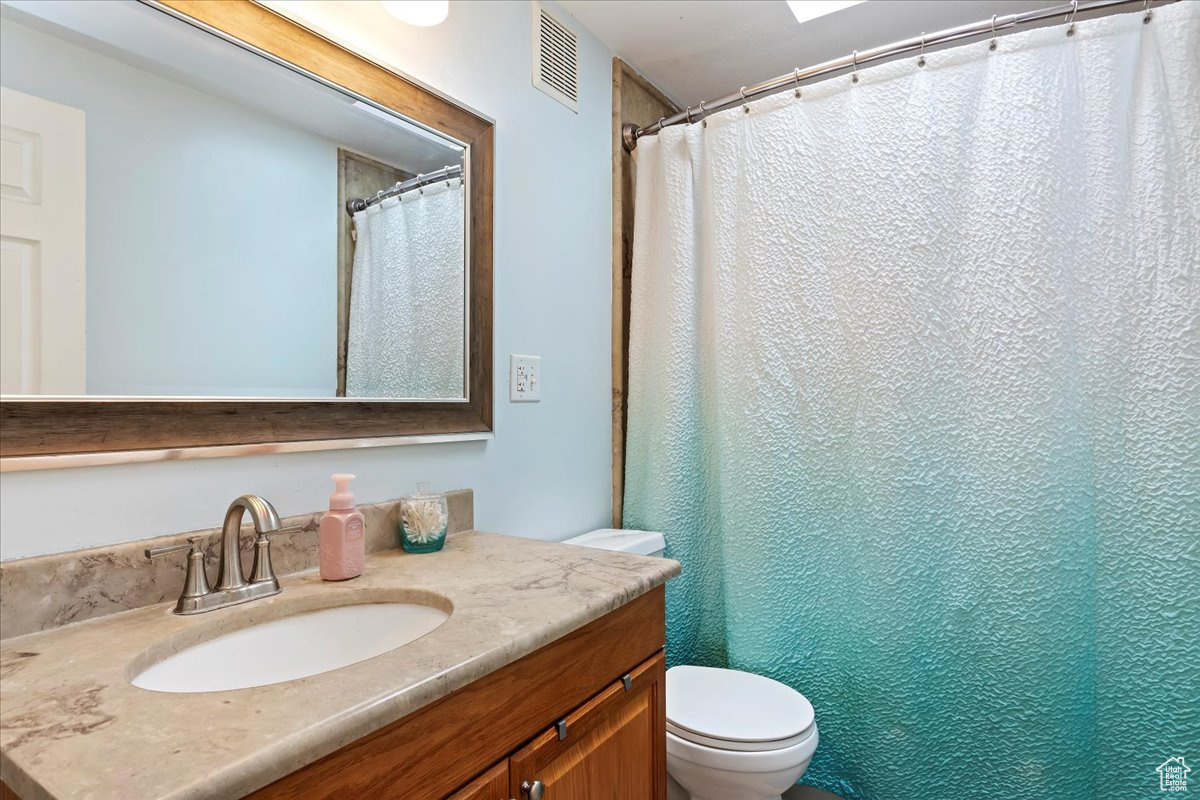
[
  {"left": 347, "top": 181, "right": 464, "bottom": 398},
  {"left": 624, "top": 5, "right": 1198, "bottom": 800}
]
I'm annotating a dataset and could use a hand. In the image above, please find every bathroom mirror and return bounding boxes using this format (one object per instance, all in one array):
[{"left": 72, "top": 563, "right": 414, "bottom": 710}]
[
  {"left": 1, "top": 0, "right": 469, "bottom": 400},
  {"left": 0, "top": 0, "right": 493, "bottom": 459}
]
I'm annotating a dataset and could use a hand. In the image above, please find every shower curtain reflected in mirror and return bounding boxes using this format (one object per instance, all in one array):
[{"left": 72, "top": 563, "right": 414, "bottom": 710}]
[
  {"left": 623, "top": 5, "right": 1199, "bottom": 800},
  {"left": 346, "top": 181, "right": 465, "bottom": 398}
]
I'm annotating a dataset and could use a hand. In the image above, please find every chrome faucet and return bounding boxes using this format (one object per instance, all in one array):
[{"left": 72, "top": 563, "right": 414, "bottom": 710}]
[{"left": 147, "top": 494, "right": 296, "bottom": 615}]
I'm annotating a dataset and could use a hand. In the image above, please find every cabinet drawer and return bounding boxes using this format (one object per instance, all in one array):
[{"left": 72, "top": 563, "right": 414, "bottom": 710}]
[
  {"left": 509, "top": 651, "right": 666, "bottom": 800},
  {"left": 446, "top": 761, "right": 509, "bottom": 800}
]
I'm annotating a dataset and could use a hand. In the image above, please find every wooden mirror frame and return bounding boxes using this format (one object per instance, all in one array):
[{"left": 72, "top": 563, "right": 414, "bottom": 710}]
[{"left": 0, "top": 0, "right": 492, "bottom": 463}]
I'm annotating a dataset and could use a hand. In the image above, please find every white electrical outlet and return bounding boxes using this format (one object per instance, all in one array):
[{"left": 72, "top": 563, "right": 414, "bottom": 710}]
[{"left": 509, "top": 354, "right": 541, "bottom": 402}]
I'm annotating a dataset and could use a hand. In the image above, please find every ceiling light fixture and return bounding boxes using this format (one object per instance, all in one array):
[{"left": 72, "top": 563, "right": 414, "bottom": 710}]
[
  {"left": 381, "top": 1, "right": 449, "bottom": 27},
  {"left": 785, "top": 0, "right": 867, "bottom": 26}
]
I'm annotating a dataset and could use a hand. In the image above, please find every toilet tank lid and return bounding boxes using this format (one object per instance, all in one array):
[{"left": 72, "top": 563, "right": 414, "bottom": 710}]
[{"left": 562, "top": 528, "right": 664, "bottom": 556}]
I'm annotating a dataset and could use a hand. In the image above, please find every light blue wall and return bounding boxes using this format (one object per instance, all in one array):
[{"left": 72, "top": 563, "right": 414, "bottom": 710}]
[
  {"left": 0, "top": 1, "right": 614, "bottom": 559},
  {"left": 0, "top": 18, "right": 337, "bottom": 397}
]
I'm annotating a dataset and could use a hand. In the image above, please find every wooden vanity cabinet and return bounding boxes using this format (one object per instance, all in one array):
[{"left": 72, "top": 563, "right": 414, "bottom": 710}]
[
  {"left": 508, "top": 652, "right": 666, "bottom": 799},
  {"left": 248, "top": 586, "right": 667, "bottom": 800},
  {"left": 447, "top": 651, "right": 666, "bottom": 800},
  {"left": 447, "top": 652, "right": 666, "bottom": 800},
  {"left": 446, "top": 762, "right": 509, "bottom": 800}
]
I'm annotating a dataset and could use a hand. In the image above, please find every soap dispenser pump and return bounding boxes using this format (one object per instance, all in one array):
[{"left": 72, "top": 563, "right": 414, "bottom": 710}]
[{"left": 319, "top": 473, "right": 365, "bottom": 580}]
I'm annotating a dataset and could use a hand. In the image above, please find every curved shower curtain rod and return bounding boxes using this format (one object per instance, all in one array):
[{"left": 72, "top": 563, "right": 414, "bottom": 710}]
[
  {"left": 622, "top": 0, "right": 1179, "bottom": 151},
  {"left": 345, "top": 163, "right": 464, "bottom": 215}
]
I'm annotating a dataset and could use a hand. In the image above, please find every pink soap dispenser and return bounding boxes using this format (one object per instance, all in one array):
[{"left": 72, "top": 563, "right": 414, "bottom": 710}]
[{"left": 319, "top": 473, "right": 364, "bottom": 581}]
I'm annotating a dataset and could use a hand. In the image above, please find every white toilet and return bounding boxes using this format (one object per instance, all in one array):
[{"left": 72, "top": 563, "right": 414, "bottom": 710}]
[{"left": 563, "top": 529, "right": 819, "bottom": 800}]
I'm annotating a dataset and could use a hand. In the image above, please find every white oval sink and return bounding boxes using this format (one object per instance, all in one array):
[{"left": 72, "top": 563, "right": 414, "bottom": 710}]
[{"left": 132, "top": 602, "right": 449, "bottom": 693}]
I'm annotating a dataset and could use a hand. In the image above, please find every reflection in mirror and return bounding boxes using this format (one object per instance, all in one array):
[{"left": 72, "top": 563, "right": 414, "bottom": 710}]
[
  {"left": 345, "top": 165, "right": 465, "bottom": 399},
  {"left": 0, "top": 0, "right": 468, "bottom": 400}
]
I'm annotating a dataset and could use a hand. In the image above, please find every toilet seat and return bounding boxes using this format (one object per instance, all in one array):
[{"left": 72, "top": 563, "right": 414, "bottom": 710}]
[
  {"left": 666, "top": 666, "right": 815, "bottom": 753},
  {"left": 667, "top": 723, "right": 819, "bottom": 773},
  {"left": 667, "top": 719, "right": 815, "bottom": 752}
]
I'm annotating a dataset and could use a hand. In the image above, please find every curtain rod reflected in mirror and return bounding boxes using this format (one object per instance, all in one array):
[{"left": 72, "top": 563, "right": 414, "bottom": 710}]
[{"left": 346, "top": 164, "right": 464, "bottom": 215}]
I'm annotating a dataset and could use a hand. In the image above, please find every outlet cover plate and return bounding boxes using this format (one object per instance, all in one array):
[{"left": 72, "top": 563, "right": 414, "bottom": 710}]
[{"left": 509, "top": 354, "right": 541, "bottom": 402}]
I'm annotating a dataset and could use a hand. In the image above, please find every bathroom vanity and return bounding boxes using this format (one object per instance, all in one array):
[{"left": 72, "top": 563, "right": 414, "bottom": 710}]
[
  {"left": 257, "top": 597, "right": 666, "bottom": 800},
  {"left": 0, "top": 532, "right": 680, "bottom": 799}
]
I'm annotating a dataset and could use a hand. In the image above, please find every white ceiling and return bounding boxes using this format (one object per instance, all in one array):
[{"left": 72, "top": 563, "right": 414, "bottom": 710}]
[{"left": 558, "top": 0, "right": 1052, "bottom": 107}]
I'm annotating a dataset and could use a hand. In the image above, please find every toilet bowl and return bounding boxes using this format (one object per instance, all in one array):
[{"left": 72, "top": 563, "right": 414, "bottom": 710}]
[
  {"left": 665, "top": 665, "right": 817, "bottom": 800},
  {"left": 562, "top": 529, "right": 820, "bottom": 800}
]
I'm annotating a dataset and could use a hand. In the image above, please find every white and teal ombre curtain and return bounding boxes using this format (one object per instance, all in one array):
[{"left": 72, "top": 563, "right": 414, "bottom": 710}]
[{"left": 624, "top": 5, "right": 1198, "bottom": 799}]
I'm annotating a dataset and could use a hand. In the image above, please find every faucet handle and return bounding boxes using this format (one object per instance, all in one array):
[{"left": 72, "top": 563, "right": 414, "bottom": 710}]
[
  {"left": 145, "top": 541, "right": 192, "bottom": 559},
  {"left": 266, "top": 524, "right": 308, "bottom": 538},
  {"left": 248, "top": 525, "right": 305, "bottom": 585},
  {"left": 146, "top": 535, "right": 206, "bottom": 560},
  {"left": 146, "top": 536, "right": 211, "bottom": 602}
]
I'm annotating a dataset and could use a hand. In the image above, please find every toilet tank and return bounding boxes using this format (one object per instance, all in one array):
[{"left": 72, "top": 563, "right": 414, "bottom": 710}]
[{"left": 562, "top": 528, "right": 665, "bottom": 558}]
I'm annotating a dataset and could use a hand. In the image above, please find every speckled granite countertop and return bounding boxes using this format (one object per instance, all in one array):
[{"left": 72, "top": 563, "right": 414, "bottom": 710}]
[{"left": 0, "top": 531, "right": 680, "bottom": 800}]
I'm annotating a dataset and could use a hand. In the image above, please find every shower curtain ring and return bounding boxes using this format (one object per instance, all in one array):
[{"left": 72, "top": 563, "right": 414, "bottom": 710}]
[
  {"left": 1066, "top": 0, "right": 1078, "bottom": 35},
  {"left": 698, "top": 100, "right": 709, "bottom": 127},
  {"left": 793, "top": 68, "right": 802, "bottom": 98},
  {"left": 851, "top": 50, "right": 859, "bottom": 83},
  {"left": 740, "top": 87, "right": 751, "bottom": 113},
  {"left": 658, "top": 116, "right": 666, "bottom": 132},
  {"left": 1143, "top": 0, "right": 1153, "bottom": 23},
  {"left": 918, "top": 33, "right": 926, "bottom": 67},
  {"left": 989, "top": 15, "right": 998, "bottom": 50},
  {"left": 684, "top": 105, "right": 694, "bottom": 125}
]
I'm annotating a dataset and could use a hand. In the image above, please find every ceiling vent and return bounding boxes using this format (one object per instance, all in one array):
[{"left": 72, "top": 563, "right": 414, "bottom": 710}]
[{"left": 532, "top": 2, "right": 579, "bottom": 113}]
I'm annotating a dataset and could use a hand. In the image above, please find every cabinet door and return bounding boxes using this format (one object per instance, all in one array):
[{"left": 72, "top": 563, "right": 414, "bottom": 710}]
[
  {"left": 447, "top": 760, "right": 509, "bottom": 800},
  {"left": 509, "top": 652, "right": 666, "bottom": 800}
]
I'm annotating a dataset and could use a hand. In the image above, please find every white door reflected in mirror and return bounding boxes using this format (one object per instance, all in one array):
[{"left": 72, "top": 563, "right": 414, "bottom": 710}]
[{"left": 0, "top": 87, "right": 86, "bottom": 395}]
